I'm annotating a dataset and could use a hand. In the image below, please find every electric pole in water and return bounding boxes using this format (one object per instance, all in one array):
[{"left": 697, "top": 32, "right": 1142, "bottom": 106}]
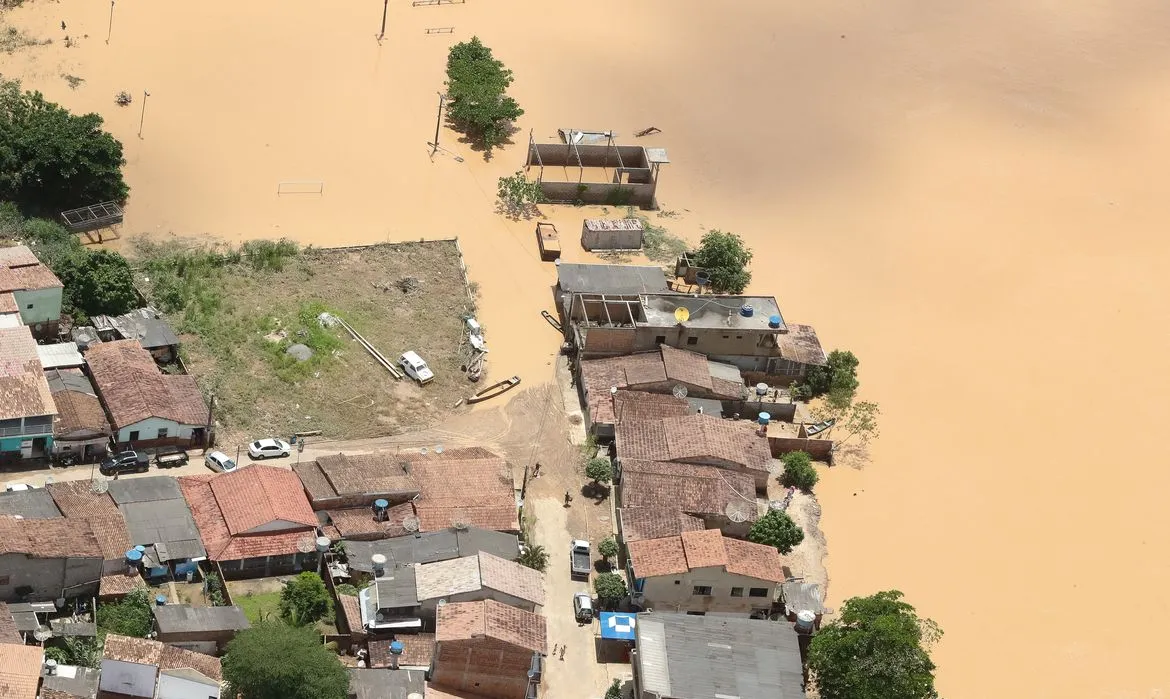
[
  {"left": 378, "top": 0, "right": 389, "bottom": 40},
  {"left": 432, "top": 93, "right": 446, "bottom": 156},
  {"left": 106, "top": 1, "right": 115, "bottom": 44},
  {"left": 137, "top": 90, "right": 150, "bottom": 138}
]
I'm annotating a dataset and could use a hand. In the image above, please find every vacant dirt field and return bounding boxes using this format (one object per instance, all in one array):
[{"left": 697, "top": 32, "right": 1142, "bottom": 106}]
[{"left": 142, "top": 240, "right": 477, "bottom": 444}]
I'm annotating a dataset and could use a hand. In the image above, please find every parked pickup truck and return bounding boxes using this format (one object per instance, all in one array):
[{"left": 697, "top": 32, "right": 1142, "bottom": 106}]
[
  {"left": 154, "top": 446, "right": 189, "bottom": 468},
  {"left": 570, "top": 539, "right": 591, "bottom": 579}
]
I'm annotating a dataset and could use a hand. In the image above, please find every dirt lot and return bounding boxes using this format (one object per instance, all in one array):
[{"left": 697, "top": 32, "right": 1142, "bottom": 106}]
[{"left": 135, "top": 239, "right": 479, "bottom": 444}]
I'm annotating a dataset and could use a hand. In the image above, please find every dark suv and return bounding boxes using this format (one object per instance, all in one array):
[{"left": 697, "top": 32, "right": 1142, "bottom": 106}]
[{"left": 99, "top": 450, "right": 150, "bottom": 475}]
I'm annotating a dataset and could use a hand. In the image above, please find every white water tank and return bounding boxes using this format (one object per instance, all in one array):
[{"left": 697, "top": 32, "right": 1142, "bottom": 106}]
[
  {"left": 371, "top": 553, "right": 387, "bottom": 577},
  {"left": 795, "top": 609, "right": 816, "bottom": 633},
  {"left": 315, "top": 536, "right": 331, "bottom": 552}
]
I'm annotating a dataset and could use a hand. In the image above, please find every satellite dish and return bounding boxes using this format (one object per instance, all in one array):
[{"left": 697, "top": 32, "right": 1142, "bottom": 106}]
[
  {"left": 673, "top": 306, "right": 690, "bottom": 323},
  {"left": 435, "top": 445, "right": 444, "bottom": 454},
  {"left": 297, "top": 536, "right": 317, "bottom": 553},
  {"left": 402, "top": 516, "right": 420, "bottom": 532},
  {"left": 725, "top": 501, "right": 751, "bottom": 523},
  {"left": 91, "top": 478, "right": 109, "bottom": 494},
  {"left": 672, "top": 384, "right": 688, "bottom": 399},
  {"left": 33, "top": 626, "right": 52, "bottom": 642}
]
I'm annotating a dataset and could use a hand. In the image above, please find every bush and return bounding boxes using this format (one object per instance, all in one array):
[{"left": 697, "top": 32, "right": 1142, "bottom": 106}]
[
  {"left": 518, "top": 544, "right": 549, "bottom": 572},
  {"left": 279, "top": 572, "right": 333, "bottom": 626},
  {"left": 585, "top": 457, "right": 613, "bottom": 485},
  {"left": 692, "top": 229, "right": 752, "bottom": 294},
  {"left": 96, "top": 587, "right": 154, "bottom": 638},
  {"left": 747, "top": 509, "right": 805, "bottom": 555},
  {"left": 605, "top": 679, "right": 623, "bottom": 699},
  {"left": 497, "top": 170, "right": 544, "bottom": 214},
  {"left": 334, "top": 583, "right": 359, "bottom": 597},
  {"left": 53, "top": 247, "right": 138, "bottom": 323},
  {"left": 205, "top": 572, "right": 227, "bottom": 606},
  {"left": 598, "top": 536, "right": 619, "bottom": 560},
  {"left": 796, "top": 350, "right": 860, "bottom": 407},
  {"left": 224, "top": 622, "right": 350, "bottom": 699},
  {"left": 593, "top": 572, "right": 627, "bottom": 608},
  {"left": 780, "top": 451, "right": 818, "bottom": 492},
  {"left": 445, "top": 37, "right": 524, "bottom": 150}
]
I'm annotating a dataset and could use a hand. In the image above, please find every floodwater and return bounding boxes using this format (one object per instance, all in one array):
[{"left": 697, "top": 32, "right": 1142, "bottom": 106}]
[{"left": 5, "top": 0, "right": 1170, "bottom": 695}]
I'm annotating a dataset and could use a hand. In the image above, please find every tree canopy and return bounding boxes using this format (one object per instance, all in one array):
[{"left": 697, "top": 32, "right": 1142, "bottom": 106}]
[
  {"left": 598, "top": 536, "right": 619, "bottom": 560},
  {"left": 779, "top": 450, "right": 818, "bottom": 492},
  {"left": 279, "top": 572, "right": 333, "bottom": 626},
  {"left": 0, "top": 79, "right": 129, "bottom": 216},
  {"left": 593, "top": 572, "right": 627, "bottom": 608},
  {"left": 692, "top": 229, "right": 752, "bottom": 294},
  {"left": 223, "top": 622, "right": 349, "bottom": 699},
  {"left": 445, "top": 37, "right": 524, "bottom": 151},
  {"left": 747, "top": 509, "right": 804, "bottom": 554},
  {"left": 797, "top": 349, "right": 860, "bottom": 407},
  {"left": 807, "top": 590, "right": 942, "bottom": 699},
  {"left": 585, "top": 457, "right": 613, "bottom": 485},
  {"left": 518, "top": 543, "right": 549, "bottom": 572}
]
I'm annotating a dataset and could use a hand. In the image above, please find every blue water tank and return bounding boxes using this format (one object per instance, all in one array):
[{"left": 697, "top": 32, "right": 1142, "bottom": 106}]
[
  {"left": 374, "top": 499, "right": 389, "bottom": 509},
  {"left": 155, "top": 595, "right": 167, "bottom": 606},
  {"left": 389, "top": 641, "right": 405, "bottom": 655},
  {"left": 768, "top": 315, "right": 782, "bottom": 328},
  {"left": 134, "top": 545, "right": 147, "bottom": 553},
  {"left": 739, "top": 304, "right": 754, "bottom": 317},
  {"left": 125, "top": 549, "right": 143, "bottom": 563},
  {"left": 758, "top": 412, "right": 771, "bottom": 426}
]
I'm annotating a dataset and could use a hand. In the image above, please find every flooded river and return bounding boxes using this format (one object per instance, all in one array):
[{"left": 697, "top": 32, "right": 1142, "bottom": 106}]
[{"left": 5, "top": 0, "right": 1170, "bottom": 695}]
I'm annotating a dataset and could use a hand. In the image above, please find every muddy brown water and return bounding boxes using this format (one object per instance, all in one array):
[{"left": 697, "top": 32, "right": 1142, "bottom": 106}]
[{"left": 6, "top": 0, "right": 1170, "bottom": 695}]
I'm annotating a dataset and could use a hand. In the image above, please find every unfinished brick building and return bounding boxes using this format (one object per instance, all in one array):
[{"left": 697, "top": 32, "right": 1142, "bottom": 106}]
[{"left": 431, "top": 599, "right": 546, "bottom": 699}]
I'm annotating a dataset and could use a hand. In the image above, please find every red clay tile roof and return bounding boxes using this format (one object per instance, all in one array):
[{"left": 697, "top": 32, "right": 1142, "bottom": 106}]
[
  {"left": 103, "top": 634, "right": 222, "bottom": 681},
  {"left": 312, "top": 452, "right": 420, "bottom": 498},
  {"left": 619, "top": 460, "right": 758, "bottom": 521},
  {"left": 477, "top": 552, "right": 545, "bottom": 606},
  {"left": 0, "top": 515, "right": 101, "bottom": 558},
  {"left": 659, "top": 344, "right": 713, "bottom": 391},
  {"left": 328, "top": 503, "right": 415, "bottom": 540},
  {"left": 628, "top": 531, "right": 787, "bottom": 583},
  {"left": 369, "top": 634, "right": 435, "bottom": 668},
  {"left": 179, "top": 472, "right": 317, "bottom": 562},
  {"left": 100, "top": 571, "right": 147, "bottom": 597},
  {"left": 619, "top": 508, "right": 705, "bottom": 542},
  {"left": 436, "top": 600, "right": 546, "bottom": 654},
  {"left": 50, "top": 370, "right": 110, "bottom": 435},
  {"left": 85, "top": 340, "right": 207, "bottom": 428},
  {"left": 46, "top": 481, "right": 121, "bottom": 519},
  {"left": 410, "top": 448, "right": 517, "bottom": 533},
  {"left": 0, "top": 292, "right": 16, "bottom": 314},
  {"left": 0, "top": 326, "right": 55, "bottom": 421},
  {"left": 88, "top": 515, "right": 135, "bottom": 560},
  {"left": 615, "top": 414, "right": 771, "bottom": 472},
  {"left": 338, "top": 594, "right": 364, "bottom": 635},
  {"left": 0, "top": 642, "right": 42, "bottom": 699},
  {"left": 777, "top": 324, "right": 827, "bottom": 366},
  {"left": 0, "top": 604, "right": 21, "bottom": 645},
  {"left": 0, "top": 246, "right": 42, "bottom": 268},
  {"left": 0, "top": 245, "right": 62, "bottom": 295},
  {"left": 209, "top": 465, "right": 317, "bottom": 535},
  {"left": 612, "top": 391, "right": 690, "bottom": 424}
]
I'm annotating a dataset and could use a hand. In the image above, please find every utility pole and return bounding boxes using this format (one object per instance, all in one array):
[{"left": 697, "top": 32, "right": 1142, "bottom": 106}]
[
  {"left": 378, "top": 0, "right": 389, "bottom": 41},
  {"left": 106, "top": 1, "right": 115, "bottom": 44},
  {"left": 431, "top": 93, "right": 446, "bottom": 156},
  {"left": 137, "top": 90, "right": 150, "bottom": 138}
]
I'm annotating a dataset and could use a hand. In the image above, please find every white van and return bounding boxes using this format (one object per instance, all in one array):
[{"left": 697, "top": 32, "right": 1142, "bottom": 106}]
[{"left": 399, "top": 351, "right": 434, "bottom": 385}]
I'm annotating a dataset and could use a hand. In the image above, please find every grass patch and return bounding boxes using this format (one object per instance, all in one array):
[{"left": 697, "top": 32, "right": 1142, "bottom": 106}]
[
  {"left": 235, "top": 591, "right": 282, "bottom": 624},
  {"left": 61, "top": 73, "right": 84, "bottom": 89},
  {"left": 626, "top": 206, "right": 688, "bottom": 262}
]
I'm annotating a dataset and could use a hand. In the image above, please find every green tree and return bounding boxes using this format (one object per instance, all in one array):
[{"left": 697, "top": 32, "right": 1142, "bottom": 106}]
[
  {"left": 585, "top": 457, "right": 613, "bottom": 486},
  {"left": 279, "top": 572, "right": 333, "bottom": 626},
  {"left": 223, "top": 621, "right": 349, "bottom": 699},
  {"left": 815, "top": 400, "right": 881, "bottom": 452},
  {"left": 605, "top": 679, "right": 623, "bottom": 699},
  {"left": 593, "top": 572, "right": 627, "bottom": 608},
  {"left": 334, "top": 583, "right": 359, "bottom": 597},
  {"left": 807, "top": 590, "right": 942, "bottom": 699},
  {"left": 779, "top": 451, "right": 818, "bottom": 492},
  {"left": 496, "top": 170, "right": 544, "bottom": 216},
  {"left": 52, "top": 247, "right": 138, "bottom": 323},
  {"left": 747, "top": 509, "right": 804, "bottom": 554},
  {"left": 96, "top": 587, "right": 154, "bottom": 638},
  {"left": 691, "top": 229, "right": 752, "bottom": 294},
  {"left": 0, "top": 79, "right": 129, "bottom": 216},
  {"left": 597, "top": 536, "right": 619, "bottom": 560},
  {"left": 518, "top": 543, "right": 549, "bottom": 572},
  {"left": 797, "top": 349, "right": 860, "bottom": 406},
  {"left": 445, "top": 37, "right": 524, "bottom": 150}
]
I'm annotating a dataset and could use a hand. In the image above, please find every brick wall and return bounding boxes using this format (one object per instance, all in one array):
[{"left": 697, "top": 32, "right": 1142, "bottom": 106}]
[
  {"left": 432, "top": 637, "right": 532, "bottom": 699},
  {"left": 768, "top": 437, "right": 834, "bottom": 462}
]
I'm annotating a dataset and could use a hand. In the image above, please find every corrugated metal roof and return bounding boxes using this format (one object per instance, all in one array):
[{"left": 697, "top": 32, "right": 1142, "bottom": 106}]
[
  {"left": 556, "top": 263, "right": 671, "bottom": 295},
  {"left": 36, "top": 343, "right": 84, "bottom": 370},
  {"left": 153, "top": 604, "right": 250, "bottom": 634}
]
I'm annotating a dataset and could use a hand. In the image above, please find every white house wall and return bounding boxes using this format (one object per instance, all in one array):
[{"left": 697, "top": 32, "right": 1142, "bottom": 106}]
[
  {"left": 117, "top": 417, "right": 194, "bottom": 443},
  {"left": 98, "top": 658, "right": 158, "bottom": 698}
]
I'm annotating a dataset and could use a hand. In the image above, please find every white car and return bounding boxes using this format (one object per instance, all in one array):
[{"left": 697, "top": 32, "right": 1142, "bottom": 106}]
[
  {"left": 399, "top": 351, "right": 434, "bottom": 385},
  {"left": 204, "top": 451, "right": 238, "bottom": 473},
  {"left": 248, "top": 438, "right": 291, "bottom": 459}
]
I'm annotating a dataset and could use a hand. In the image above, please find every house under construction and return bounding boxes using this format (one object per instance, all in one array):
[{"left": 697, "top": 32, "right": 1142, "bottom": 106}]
[{"left": 525, "top": 131, "right": 669, "bottom": 209}]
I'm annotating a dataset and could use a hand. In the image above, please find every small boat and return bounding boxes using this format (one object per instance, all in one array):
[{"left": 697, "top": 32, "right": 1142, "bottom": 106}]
[
  {"left": 467, "top": 375, "right": 521, "bottom": 404},
  {"left": 803, "top": 418, "right": 835, "bottom": 437},
  {"left": 541, "top": 310, "right": 562, "bottom": 332}
]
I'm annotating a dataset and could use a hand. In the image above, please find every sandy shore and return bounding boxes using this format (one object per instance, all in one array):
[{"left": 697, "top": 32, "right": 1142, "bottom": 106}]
[{"left": 5, "top": 0, "right": 1170, "bottom": 696}]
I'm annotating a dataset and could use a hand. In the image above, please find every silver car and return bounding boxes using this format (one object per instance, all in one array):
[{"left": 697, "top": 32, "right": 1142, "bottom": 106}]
[{"left": 204, "top": 451, "right": 237, "bottom": 473}]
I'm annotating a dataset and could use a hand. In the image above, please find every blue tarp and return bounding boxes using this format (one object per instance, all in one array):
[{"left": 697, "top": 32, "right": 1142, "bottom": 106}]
[{"left": 599, "top": 612, "right": 637, "bottom": 641}]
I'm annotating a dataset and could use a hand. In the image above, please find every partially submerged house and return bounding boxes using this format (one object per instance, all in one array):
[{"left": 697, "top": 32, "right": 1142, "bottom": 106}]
[
  {"left": 555, "top": 262, "right": 672, "bottom": 298},
  {"left": 626, "top": 529, "right": 787, "bottom": 617},
  {"left": 431, "top": 599, "right": 546, "bottom": 699},
  {"left": 526, "top": 139, "right": 669, "bottom": 209},
  {"left": 152, "top": 604, "right": 250, "bottom": 654},
  {"left": 618, "top": 460, "right": 759, "bottom": 539},
  {"left": 180, "top": 466, "right": 320, "bottom": 579},
  {"left": 85, "top": 340, "right": 209, "bottom": 448},
  {"left": 46, "top": 369, "right": 111, "bottom": 462},
  {"left": 615, "top": 413, "right": 773, "bottom": 490},
  {"left": 632, "top": 613, "right": 805, "bottom": 699},
  {"left": 99, "top": 634, "right": 223, "bottom": 699},
  {"left": 0, "top": 515, "right": 102, "bottom": 602},
  {"left": 562, "top": 292, "right": 826, "bottom": 381},
  {"left": 0, "top": 244, "right": 63, "bottom": 338},
  {"left": 414, "top": 552, "right": 545, "bottom": 615},
  {"left": 108, "top": 477, "right": 206, "bottom": 579},
  {"left": 0, "top": 325, "right": 56, "bottom": 461}
]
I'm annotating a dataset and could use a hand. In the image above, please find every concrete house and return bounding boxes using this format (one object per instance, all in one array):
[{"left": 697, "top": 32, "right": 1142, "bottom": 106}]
[
  {"left": 179, "top": 465, "right": 320, "bottom": 579},
  {"left": 431, "top": 600, "right": 546, "bottom": 699},
  {"left": 626, "top": 529, "right": 787, "bottom": 618},
  {"left": 632, "top": 613, "right": 804, "bottom": 699},
  {"left": 0, "top": 245, "right": 63, "bottom": 338},
  {"left": 0, "top": 515, "right": 102, "bottom": 602},
  {"left": 99, "top": 634, "right": 223, "bottom": 699},
  {"left": 615, "top": 413, "right": 773, "bottom": 491},
  {"left": 618, "top": 460, "right": 759, "bottom": 540},
  {"left": 46, "top": 368, "right": 111, "bottom": 462},
  {"left": 107, "top": 477, "right": 206, "bottom": 580},
  {"left": 0, "top": 326, "right": 56, "bottom": 460},
  {"left": 344, "top": 528, "right": 519, "bottom": 572},
  {"left": 45, "top": 480, "right": 144, "bottom": 598},
  {"left": 85, "top": 339, "right": 209, "bottom": 448},
  {"left": 152, "top": 604, "right": 250, "bottom": 655},
  {"left": 414, "top": 552, "right": 545, "bottom": 615},
  {"left": 351, "top": 564, "right": 422, "bottom": 635}
]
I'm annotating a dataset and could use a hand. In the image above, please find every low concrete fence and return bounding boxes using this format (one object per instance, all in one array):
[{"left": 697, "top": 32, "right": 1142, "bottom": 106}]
[{"left": 768, "top": 436, "right": 834, "bottom": 463}]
